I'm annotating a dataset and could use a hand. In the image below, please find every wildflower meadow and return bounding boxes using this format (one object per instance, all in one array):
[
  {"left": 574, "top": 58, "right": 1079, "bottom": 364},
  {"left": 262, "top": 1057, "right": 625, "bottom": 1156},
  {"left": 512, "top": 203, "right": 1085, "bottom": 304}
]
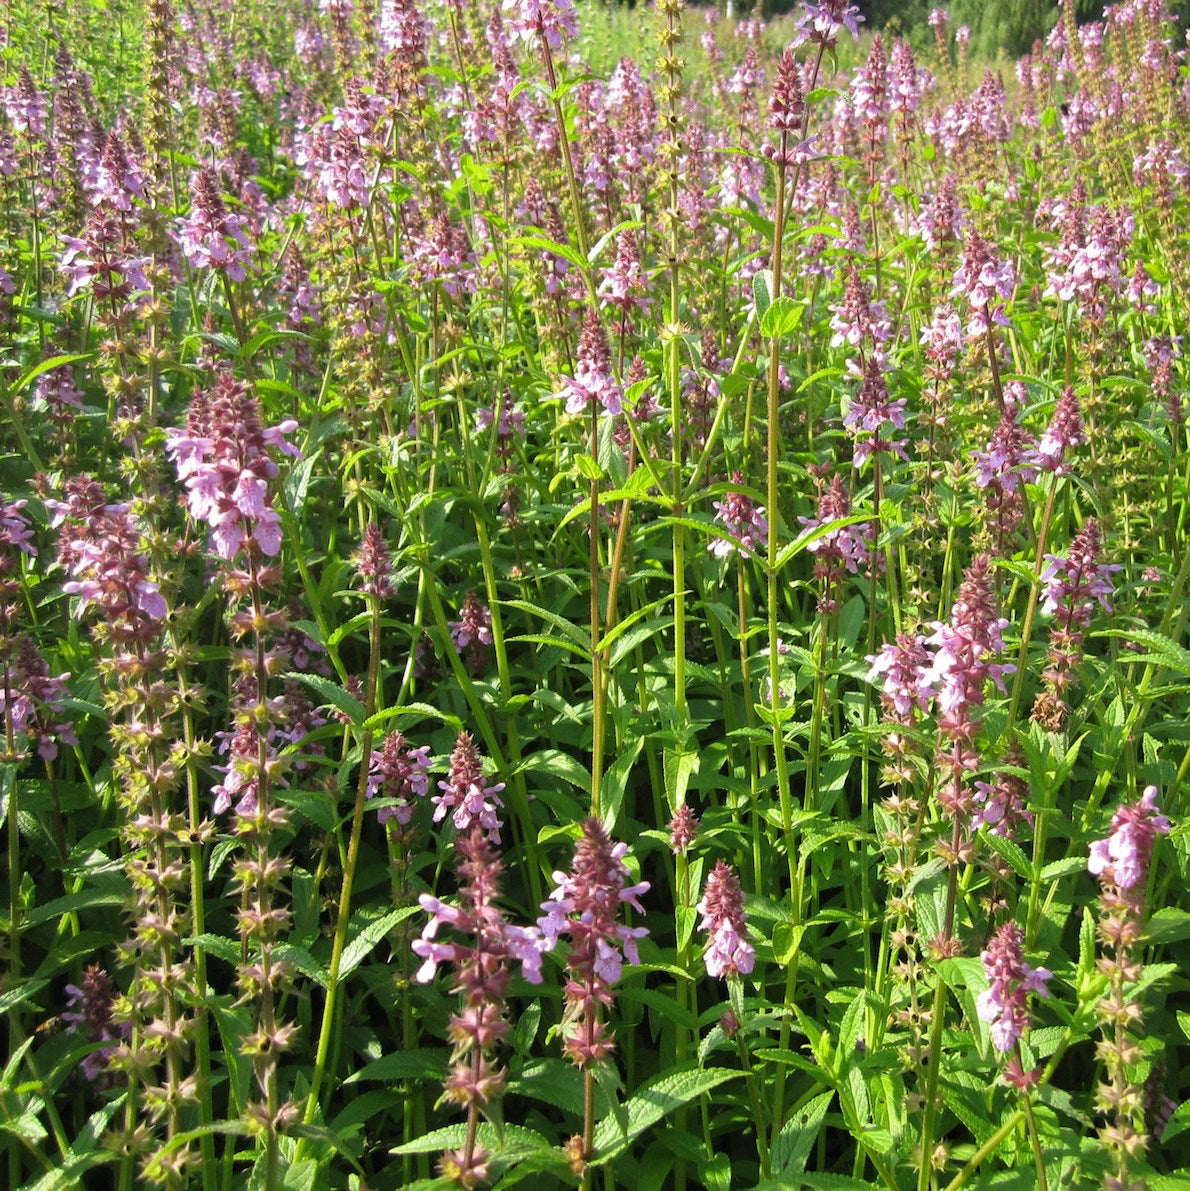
[{"left": 2, "top": 0, "right": 1190, "bottom": 1187}]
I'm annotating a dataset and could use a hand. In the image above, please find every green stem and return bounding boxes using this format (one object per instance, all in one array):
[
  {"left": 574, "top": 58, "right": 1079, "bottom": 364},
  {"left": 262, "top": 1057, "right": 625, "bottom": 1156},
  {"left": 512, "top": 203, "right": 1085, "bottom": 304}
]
[{"left": 296, "top": 593, "right": 382, "bottom": 1150}]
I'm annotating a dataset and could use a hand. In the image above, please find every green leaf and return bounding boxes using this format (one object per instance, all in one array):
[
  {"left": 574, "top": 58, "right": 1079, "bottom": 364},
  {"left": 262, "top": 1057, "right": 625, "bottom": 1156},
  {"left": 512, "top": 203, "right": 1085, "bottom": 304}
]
[
  {"left": 602, "top": 737, "right": 644, "bottom": 831},
  {"left": 392, "top": 1122, "right": 552, "bottom": 1158},
  {"left": 664, "top": 749, "right": 699, "bottom": 815},
  {"left": 1092, "top": 628, "right": 1190, "bottom": 675},
  {"left": 23, "top": 1101, "right": 122, "bottom": 1191},
  {"left": 186, "top": 934, "right": 242, "bottom": 966},
  {"left": 0, "top": 1110, "right": 47, "bottom": 1146},
  {"left": 283, "top": 672, "right": 366, "bottom": 724},
  {"left": 24, "top": 889, "right": 125, "bottom": 927},
  {"left": 760, "top": 296, "right": 803, "bottom": 338},
  {"left": 773, "top": 513, "right": 874, "bottom": 574},
  {"left": 507, "top": 1058, "right": 585, "bottom": 1117},
  {"left": 273, "top": 943, "right": 330, "bottom": 989},
  {"left": 340, "top": 906, "right": 420, "bottom": 978},
  {"left": 591, "top": 1068, "right": 740, "bottom": 1163},
  {"left": 0, "top": 979, "right": 47, "bottom": 1018},
  {"left": 575, "top": 452, "right": 603, "bottom": 481},
  {"left": 982, "top": 830, "right": 1033, "bottom": 880},
  {"left": 516, "top": 749, "right": 590, "bottom": 790},
  {"left": 700, "top": 1152, "right": 732, "bottom": 1191},
  {"left": 510, "top": 234, "right": 587, "bottom": 274},
  {"left": 772, "top": 1091, "right": 832, "bottom": 1177},
  {"left": 1039, "top": 856, "right": 1087, "bottom": 882},
  {"left": 344, "top": 1049, "right": 448, "bottom": 1086},
  {"left": 752, "top": 270, "right": 773, "bottom": 321},
  {"left": 14, "top": 352, "right": 95, "bottom": 395}
]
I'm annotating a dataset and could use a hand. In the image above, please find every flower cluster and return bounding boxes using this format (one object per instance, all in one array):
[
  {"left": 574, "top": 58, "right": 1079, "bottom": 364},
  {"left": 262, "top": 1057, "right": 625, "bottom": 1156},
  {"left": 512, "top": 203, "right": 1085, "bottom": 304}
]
[
  {"left": 976, "top": 921, "right": 1051, "bottom": 1067},
  {"left": 1034, "top": 387, "right": 1085, "bottom": 476},
  {"left": 1032, "top": 520, "right": 1119, "bottom": 731},
  {"left": 48, "top": 477, "right": 168, "bottom": 643},
  {"left": 166, "top": 372, "right": 299, "bottom": 563},
  {"left": 176, "top": 169, "right": 255, "bottom": 281},
  {"left": 366, "top": 730, "right": 431, "bottom": 826},
  {"left": 450, "top": 591, "right": 493, "bottom": 673},
  {"left": 1090, "top": 787, "right": 1172, "bottom": 1184},
  {"left": 563, "top": 310, "right": 623, "bottom": 418},
  {"left": 709, "top": 472, "right": 768, "bottom": 559},
  {"left": 802, "top": 474, "right": 874, "bottom": 611},
  {"left": 62, "top": 965, "right": 129, "bottom": 1083},
  {"left": 353, "top": 522, "right": 396, "bottom": 600},
  {"left": 538, "top": 818, "right": 649, "bottom": 1068},
  {"left": 433, "top": 731, "right": 506, "bottom": 843},
  {"left": 1089, "top": 786, "right": 1169, "bottom": 898},
  {"left": 950, "top": 230, "right": 1014, "bottom": 339},
  {"left": 697, "top": 861, "right": 754, "bottom": 979},
  {"left": 412, "top": 822, "right": 544, "bottom": 1188}
]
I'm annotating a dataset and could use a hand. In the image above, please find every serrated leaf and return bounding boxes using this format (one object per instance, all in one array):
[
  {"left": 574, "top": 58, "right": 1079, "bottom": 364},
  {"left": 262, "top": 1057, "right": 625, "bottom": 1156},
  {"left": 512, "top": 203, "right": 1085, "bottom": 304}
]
[
  {"left": 591, "top": 1068, "right": 740, "bottom": 1163},
  {"left": 1092, "top": 628, "right": 1190, "bottom": 675},
  {"left": 283, "top": 672, "right": 366, "bottom": 724},
  {"left": 1039, "top": 856, "right": 1087, "bottom": 882},
  {"left": 391, "top": 1122, "right": 551, "bottom": 1157},
  {"left": 186, "top": 934, "right": 242, "bottom": 966},
  {"left": 760, "top": 296, "right": 803, "bottom": 338},
  {"left": 345, "top": 1049, "right": 448, "bottom": 1085},
  {"left": 772, "top": 1091, "right": 832, "bottom": 1177},
  {"left": 340, "top": 906, "right": 420, "bottom": 978},
  {"left": 15, "top": 352, "right": 95, "bottom": 394},
  {"left": 753, "top": 270, "right": 773, "bottom": 320},
  {"left": 982, "top": 830, "right": 1032, "bottom": 880}
]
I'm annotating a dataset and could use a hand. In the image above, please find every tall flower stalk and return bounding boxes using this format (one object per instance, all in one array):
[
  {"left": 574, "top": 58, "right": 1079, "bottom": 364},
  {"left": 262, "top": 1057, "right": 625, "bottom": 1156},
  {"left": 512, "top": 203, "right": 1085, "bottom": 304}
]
[
  {"left": 167, "top": 373, "right": 299, "bottom": 1190},
  {"left": 539, "top": 818, "right": 648, "bottom": 1181}
]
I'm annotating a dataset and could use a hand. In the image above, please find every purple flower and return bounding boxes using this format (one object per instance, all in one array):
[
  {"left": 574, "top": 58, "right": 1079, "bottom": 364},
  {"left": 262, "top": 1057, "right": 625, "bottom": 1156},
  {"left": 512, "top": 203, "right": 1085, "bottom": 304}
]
[
  {"left": 166, "top": 372, "right": 299, "bottom": 563},
  {"left": 366, "top": 731, "right": 431, "bottom": 826},
  {"left": 919, "top": 556, "right": 1012, "bottom": 720},
  {"left": 950, "top": 230, "right": 1014, "bottom": 340},
  {"left": 598, "top": 230, "right": 651, "bottom": 317},
  {"left": 1034, "top": 387, "right": 1086, "bottom": 476},
  {"left": 1040, "top": 520, "right": 1120, "bottom": 622},
  {"left": 410, "top": 210, "right": 476, "bottom": 299},
  {"left": 476, "top": 401, "right": 526, "bottom": 439},
  {"left": 829, "top": 265, "right": 891, "bottom": 352},
  {"left": 1, "top": 636, "right": 77, "bottom": 762},
  {"left": 794, "top": 0, "right": 863, "bottom": 49},
  {"left": 433, "top": 731, "right": 505, "bottom": 843},
  {"left": 62, "top": 965, "right": 128, "bottom": 1082},
  {"left": 697, "top": 861, "right": 755, "bottom": 979},
  {"left": 1089, "top": 786, "right": 1170, "bottom": 893},
  {"left": 563, "top": 311, "right": 623, "bottom": 418},
  {"left": 972, "top": 411, "right": 1037, "bottom": 494},
  {"left": 505, "top": 0, "right": 579, "bottom": 49},
  {"left": 210, "top": 716, "right": 275, "bottom": 816},
  {"left": 867, "top": 634, "right": 931, "bottom": 722},
  {"left": 354, "top": 523, "right": 396, "bottom": 600},
  {"left": 844, "top": 356, "right": 908, "bottom": 469},
  {"left": 668, "top": 804, "right": 698, "bottom": 855},
  {"left": 976, "top": 921, "right": 1051, "bottom": 1053},
  {"left": 973, "top": 752, "right": 1032, "bottom": 838},
  {"left": 410, "top": 819, "right": 544, "bottom": 1186},
  {"left": 176, "top": 169, "right": 255, "bottom": 282},
  {"left": 3, "top": 66, "right": 46, "bottom": 137},
  {"left": 800, "top": 475, "right": 873, "bottom": 612},
  {"left": 538, "top": 818, "right": 649, "bottom": 1068},
  {"left": 48, "top": 477, "right": 168, "bottom": 643},
  {"left": 709, "top": 472, "right": 768, "bottom": 560},
  {"left": 92, "top": 132, "right": 146, "bottom": 211},
  {"left": 0, "top": 500, "right": 35, "bottom": 557}
]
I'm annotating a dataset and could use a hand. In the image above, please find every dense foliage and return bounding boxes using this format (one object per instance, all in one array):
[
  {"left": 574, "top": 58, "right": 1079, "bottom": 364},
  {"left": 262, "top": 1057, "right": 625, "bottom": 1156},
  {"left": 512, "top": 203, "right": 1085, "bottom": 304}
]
[{"left": 1, "top": 1, "right": 1189, "bottom": 1189}]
